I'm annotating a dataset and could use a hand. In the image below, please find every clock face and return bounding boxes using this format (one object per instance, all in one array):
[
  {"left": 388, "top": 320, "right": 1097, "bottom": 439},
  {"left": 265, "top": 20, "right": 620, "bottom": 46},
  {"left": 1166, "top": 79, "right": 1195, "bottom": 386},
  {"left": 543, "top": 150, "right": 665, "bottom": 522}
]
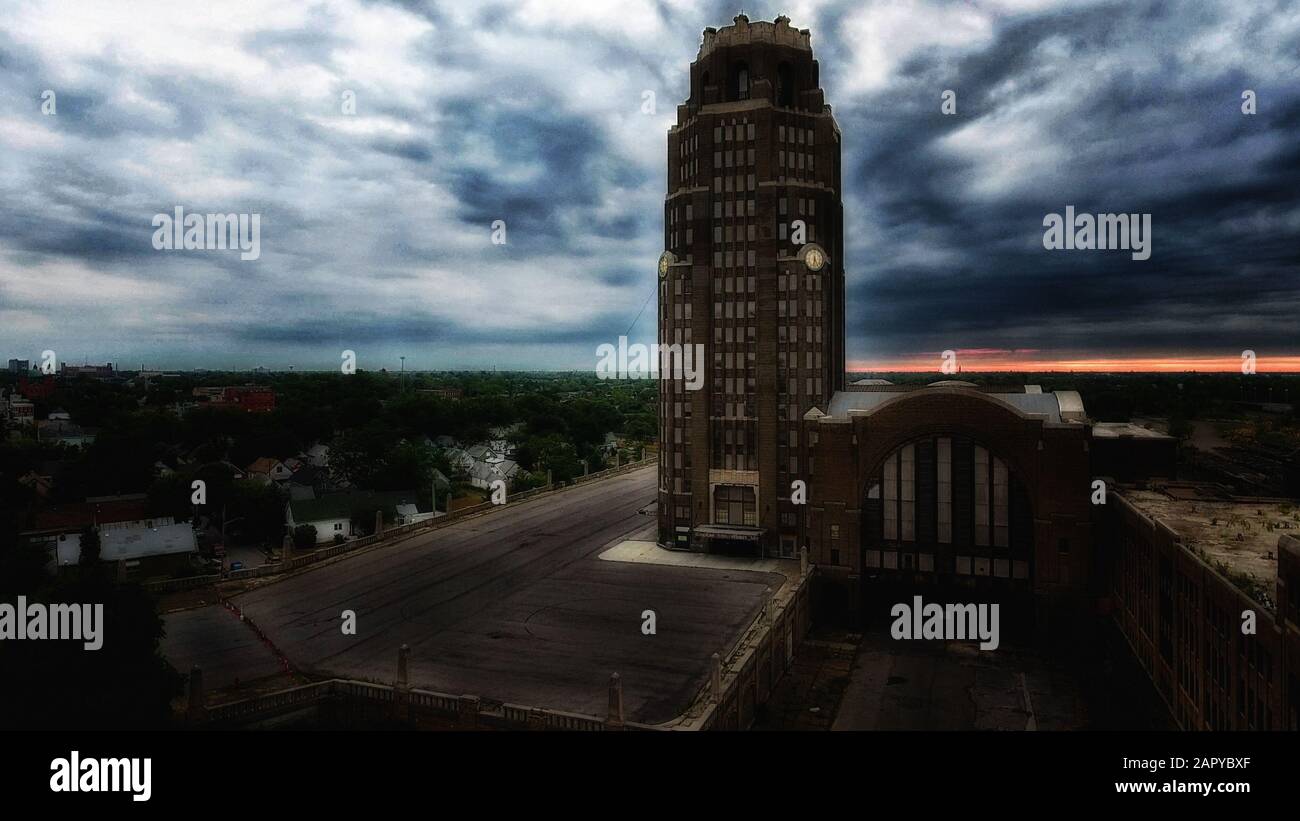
[
  {"left": 805, "top": 247, "right": 825, "bottom": 272},
  {"left": 658, "top": 251, "right": 673, "bottom": 278}
]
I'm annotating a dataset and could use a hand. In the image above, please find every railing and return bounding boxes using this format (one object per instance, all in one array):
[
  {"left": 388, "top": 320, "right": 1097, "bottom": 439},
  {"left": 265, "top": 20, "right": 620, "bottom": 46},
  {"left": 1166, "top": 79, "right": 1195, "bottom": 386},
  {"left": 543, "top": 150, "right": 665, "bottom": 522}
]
[
  {"left": 147, "top": 459, "right": 656, "bottom": 594},
  {"left": 202, "top": 678, "right": 655, "bottom": 731}
]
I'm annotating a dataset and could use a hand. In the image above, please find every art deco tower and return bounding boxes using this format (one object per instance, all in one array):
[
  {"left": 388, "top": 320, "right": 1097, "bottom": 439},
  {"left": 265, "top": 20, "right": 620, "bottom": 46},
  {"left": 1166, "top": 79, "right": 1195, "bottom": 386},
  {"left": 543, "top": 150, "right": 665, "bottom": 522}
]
[{"left": 658, "top": 14, "right": 844, "bottom": 557}]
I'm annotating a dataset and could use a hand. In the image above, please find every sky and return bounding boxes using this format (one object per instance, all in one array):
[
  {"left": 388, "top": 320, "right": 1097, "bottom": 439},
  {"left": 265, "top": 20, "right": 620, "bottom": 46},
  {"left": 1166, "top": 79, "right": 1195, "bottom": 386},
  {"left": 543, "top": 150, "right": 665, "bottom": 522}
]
[{"left": 1, "top": 0, "right": 1298, "bottom": 372}]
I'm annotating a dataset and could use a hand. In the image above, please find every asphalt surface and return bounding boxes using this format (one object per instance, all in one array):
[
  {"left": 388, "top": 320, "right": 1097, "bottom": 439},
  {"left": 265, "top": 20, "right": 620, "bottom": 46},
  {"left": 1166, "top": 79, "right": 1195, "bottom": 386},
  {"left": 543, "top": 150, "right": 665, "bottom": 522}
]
[
  {"left": 162, "top": 467, "right": 784, "bottom": 724},
  {"left": 830, "top": 630, "right": 1086, "bottom": 730}
]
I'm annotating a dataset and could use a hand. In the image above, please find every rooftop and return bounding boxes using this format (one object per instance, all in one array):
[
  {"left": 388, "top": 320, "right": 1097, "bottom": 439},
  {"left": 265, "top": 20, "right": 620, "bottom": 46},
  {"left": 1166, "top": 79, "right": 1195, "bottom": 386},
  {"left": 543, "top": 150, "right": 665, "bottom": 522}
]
[
  {"left": 699, "top": 14, "right": 810, "bottom": 60},
  {"left": 822, "top": 383, "right": 1085, "bottom": 424},
  {"left": 1121, "top": 485, "right": 1299, "bottom": 607},
  {"left": 1092, "top": 422, "right": 1174, "bottom": 440}
]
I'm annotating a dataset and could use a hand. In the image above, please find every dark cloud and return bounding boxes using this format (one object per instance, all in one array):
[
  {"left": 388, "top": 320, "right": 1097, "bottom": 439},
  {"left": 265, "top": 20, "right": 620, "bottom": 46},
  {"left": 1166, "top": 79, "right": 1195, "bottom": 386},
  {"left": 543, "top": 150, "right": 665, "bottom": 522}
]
[{"left": 0, "top": 0, "right": 1297, "bottom": 369}]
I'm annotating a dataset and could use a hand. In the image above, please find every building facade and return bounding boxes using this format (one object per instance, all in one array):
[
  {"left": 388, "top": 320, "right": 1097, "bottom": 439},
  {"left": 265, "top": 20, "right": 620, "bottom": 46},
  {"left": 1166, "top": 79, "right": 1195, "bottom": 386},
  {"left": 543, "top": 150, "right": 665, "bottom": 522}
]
[
  {"left": 1103, "top": 490, "right": 1300, "bottom": 731},
  {"left": 658, "top": 14, "right": 844, "bottom": 555}
]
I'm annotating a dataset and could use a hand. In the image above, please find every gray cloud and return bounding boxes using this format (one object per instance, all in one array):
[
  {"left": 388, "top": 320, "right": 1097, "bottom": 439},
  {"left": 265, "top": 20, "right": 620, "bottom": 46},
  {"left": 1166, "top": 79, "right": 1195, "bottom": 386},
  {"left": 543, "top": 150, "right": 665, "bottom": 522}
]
[{"left": 0, "top": 0, "right": 1297, "bottom": 371}]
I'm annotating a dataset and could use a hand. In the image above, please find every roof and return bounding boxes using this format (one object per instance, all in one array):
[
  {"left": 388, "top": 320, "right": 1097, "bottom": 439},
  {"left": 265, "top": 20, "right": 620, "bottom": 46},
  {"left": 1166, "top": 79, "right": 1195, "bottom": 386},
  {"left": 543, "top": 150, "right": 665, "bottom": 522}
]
[
  {"left": 824, "top": 386, "right": 1079, "bottom": 424},
  {"left": 288, "top": 464, "right": 322, "bottom": 485},
  {"left": 1092, "top": 422, "right": 1174, "bottom": 440},
  {"left": 24, "top": 496, "right": 154, "bottom": 535},
  {"left": 101, "top": 523, "right": 197, "bottom": 561},
  {"left": 246, "top": 457, "right": 281, "bottom": 474},
  {"left": 56, "top": 522, "right": 197, "bottom": 565},
  {"left": 1119, "top": 486, "right": 1294, "bottom": 606},
  {"left": 290, "top": 490, "right": 425, "bottom": 523}
]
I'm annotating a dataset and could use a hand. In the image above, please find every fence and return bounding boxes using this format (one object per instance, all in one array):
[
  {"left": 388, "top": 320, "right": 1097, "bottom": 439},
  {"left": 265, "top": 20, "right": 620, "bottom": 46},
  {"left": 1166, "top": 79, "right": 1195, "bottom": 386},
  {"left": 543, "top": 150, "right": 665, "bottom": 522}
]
[
  {"left": 202, "top": 678, "right": 657, "bottom": 731},
  {"left": 148, "top": 458, "right": 655, "bottom": 594}
]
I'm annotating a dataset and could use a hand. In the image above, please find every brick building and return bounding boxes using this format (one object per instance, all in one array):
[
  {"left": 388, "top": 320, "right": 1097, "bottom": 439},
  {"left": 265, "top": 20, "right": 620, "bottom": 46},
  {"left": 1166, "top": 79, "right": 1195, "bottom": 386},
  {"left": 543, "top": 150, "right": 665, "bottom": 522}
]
[
  {"left": 799, "top": 383, "right": 1096, "bottom": 608},
  {"left": 1102, "top": 487, "right": 1300, "bottom": 730},
  {"left": 657, "top": 14, "right": 845, "bottom": 553}
]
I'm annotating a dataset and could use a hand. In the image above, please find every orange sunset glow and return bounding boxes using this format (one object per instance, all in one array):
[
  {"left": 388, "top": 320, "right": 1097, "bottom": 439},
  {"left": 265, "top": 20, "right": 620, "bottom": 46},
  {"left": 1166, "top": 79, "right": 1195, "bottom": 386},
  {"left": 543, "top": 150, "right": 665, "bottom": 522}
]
[{"left": 850, "top": 351, "right": 1300, "bottom": 373}]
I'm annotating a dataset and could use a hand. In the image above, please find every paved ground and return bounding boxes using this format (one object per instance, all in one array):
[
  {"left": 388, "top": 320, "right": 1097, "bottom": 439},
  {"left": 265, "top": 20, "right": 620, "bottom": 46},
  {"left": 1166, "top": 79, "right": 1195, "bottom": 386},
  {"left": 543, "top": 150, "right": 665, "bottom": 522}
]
[
  {"left": 831, "top": 629, "right": 1086, "bottom": 730},
  {"left": 161, "top": 605, "right": 284, "bottom": 691},
  {"left": 162, "top": 467, "right": 784, "bottom": 724},
  {"left": 752, "top": 631, "right": 859, "bottom": 730}
]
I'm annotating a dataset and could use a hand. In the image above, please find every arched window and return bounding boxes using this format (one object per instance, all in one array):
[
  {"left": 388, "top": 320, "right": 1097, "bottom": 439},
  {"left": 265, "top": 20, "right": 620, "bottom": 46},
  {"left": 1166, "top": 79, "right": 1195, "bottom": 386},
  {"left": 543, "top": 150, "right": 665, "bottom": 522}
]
[
  {"left": 862, "top": 435, "right": 1032, "bottom": 581},
  {"left": 777, "top": 62, "right": 794, "bottom": 107}
]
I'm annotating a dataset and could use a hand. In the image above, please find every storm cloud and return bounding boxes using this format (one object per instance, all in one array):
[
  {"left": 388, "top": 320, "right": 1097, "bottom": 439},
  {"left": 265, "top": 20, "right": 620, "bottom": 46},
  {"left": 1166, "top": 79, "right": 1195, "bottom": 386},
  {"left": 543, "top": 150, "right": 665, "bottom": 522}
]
[{"left": 0, "top": 0, "right": 1297, "bottom": 370}]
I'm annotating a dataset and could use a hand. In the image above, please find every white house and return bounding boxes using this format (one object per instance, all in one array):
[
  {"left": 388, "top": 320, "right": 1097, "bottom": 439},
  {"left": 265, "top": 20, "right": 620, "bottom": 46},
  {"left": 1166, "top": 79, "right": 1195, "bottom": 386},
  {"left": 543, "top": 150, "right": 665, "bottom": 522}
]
[
  {"left": 286, "top": 496, "right": 353, "bottom": 544},
  {"left": 305, "top": 443, "right": 330, "bottom": 468},
  {"left": 247, "top": 457, "right": 293, "bottom": 484}
]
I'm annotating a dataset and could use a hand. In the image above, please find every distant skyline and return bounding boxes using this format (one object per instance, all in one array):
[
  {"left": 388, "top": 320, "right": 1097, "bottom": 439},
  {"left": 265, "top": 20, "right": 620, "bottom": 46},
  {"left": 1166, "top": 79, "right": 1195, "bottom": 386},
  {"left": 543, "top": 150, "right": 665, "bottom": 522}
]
[{"left": 2, "top": 0, "right": 1299, "bottom": 371}]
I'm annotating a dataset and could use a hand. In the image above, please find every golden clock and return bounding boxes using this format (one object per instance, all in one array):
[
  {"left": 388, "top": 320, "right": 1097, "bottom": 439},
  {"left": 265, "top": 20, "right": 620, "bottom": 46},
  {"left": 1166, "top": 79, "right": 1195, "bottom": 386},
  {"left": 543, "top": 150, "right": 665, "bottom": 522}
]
[
  {"left": 658, "top": 251, "right": 674, "bottom": 278},
  {"left": 804, "top": 246, "right": 825, "bottom": 272}
]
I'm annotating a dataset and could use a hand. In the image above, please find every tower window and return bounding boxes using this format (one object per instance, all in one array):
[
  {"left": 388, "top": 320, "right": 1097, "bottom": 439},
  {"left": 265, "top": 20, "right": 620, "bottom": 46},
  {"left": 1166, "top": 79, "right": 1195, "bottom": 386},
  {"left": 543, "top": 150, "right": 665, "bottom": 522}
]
[
  {"left": 777, "top": 62, "right": 794, "bottom": 107},
  {"left": 731, "top": 62, "right": 750, "bottom": 101}
]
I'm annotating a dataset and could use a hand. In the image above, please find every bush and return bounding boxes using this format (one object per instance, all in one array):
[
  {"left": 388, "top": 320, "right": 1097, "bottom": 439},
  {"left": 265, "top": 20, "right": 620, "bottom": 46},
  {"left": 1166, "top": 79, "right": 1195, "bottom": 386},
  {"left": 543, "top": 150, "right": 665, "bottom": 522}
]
[{"left": 292, "top": 524, "right": 317, "bottom": 549}]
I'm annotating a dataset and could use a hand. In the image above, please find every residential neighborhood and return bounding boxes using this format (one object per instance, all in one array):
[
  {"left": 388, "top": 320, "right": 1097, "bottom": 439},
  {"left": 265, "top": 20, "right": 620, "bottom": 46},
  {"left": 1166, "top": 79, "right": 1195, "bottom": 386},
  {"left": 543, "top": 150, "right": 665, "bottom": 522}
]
[{"left": 0, "top": 367, "right": 655, "bottom": 581}]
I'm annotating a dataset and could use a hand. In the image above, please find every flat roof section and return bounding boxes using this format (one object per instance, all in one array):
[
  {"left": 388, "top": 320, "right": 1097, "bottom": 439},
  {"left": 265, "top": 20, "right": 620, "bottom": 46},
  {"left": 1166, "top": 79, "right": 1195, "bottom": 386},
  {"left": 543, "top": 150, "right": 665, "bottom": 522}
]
[{"left": 1120, "top": 488, "right": 1299, "bottom": 596}]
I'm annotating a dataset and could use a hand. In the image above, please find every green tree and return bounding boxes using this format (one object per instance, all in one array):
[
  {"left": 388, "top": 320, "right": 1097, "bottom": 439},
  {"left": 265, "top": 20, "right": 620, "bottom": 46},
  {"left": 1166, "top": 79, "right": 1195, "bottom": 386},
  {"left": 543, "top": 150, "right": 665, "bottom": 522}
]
[{"left": 79, "top": 526, "right": 101, "bottom": 567}]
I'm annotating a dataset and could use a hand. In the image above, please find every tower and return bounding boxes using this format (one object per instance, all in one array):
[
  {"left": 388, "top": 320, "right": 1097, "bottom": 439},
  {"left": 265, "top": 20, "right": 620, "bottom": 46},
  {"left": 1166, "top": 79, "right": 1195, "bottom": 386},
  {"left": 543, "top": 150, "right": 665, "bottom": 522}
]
[{"left": 657, "top": 14, "right": 844, "bottom": 557}]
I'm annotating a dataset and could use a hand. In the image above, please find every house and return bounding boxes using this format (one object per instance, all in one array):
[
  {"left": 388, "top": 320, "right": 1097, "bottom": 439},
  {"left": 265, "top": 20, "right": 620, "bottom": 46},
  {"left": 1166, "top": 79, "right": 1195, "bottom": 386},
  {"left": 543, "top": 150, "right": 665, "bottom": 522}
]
[
  {"left": 6, "top": 396, "right": 35, "bottom": 427},
  {"left": 286, "top": 496, "right": 353, "bottom": 543},
  {"left": 468, "top": 462, "right": 498, "bottom": 489},
  {"left": 394, "top": 503, "right": 442, "bottom": 526},
  {"left": 465, "top": 444, "right": 495, "bottom": 462},
  {"left": 288, "top": 462, "right": 327, "bottom": 496},
  {"left": 418, "top": 387, "right": 463, "bottom": 400},
  {"left": 20, "top": 494, "right": 177, "bottom": 570},
  {"left": 36, "top": 419, "right": 97, "bottom": 447},
  {"left": 467, "top": 460, "right": 521, "bottom": 490},
  {"left": 305, "top": 443, "right": 330, "bottom": 468},
  {"left": 487, "top": 425, "right": 521, "bottom": 457},
  {"left": 246, "top": 457, "right": 293, "bottom": 484},
  {"left": 444, "top": 447, "right": 475, "bottom": 474},
  {"left": 54, "top": 521, "right": 198, "bottom": 579},
  {"left": 17, "top": 470, "right": 54, "bottom": 498},
  {"left": 285, "top": 489, "right": 429, "bottom": 545}
]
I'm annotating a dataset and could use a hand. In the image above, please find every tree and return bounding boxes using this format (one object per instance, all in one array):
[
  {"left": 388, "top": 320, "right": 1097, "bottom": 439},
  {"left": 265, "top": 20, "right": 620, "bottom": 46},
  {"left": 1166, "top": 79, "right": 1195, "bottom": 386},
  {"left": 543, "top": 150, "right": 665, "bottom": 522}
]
[
  {"left": 376, "top": 440, "right": 436, "bottom": 492},
  {"left": 79, "top": 526, "right": 101, "bottom": 567},
  {"left": 223, "top": 480, "right": 286, "bottom": 545},
  {"left": 148, "top": 473, "right": 194, "bottom": 521},
  {"left": 0, "top": 573, "right": 184, "bottom": 729}
]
